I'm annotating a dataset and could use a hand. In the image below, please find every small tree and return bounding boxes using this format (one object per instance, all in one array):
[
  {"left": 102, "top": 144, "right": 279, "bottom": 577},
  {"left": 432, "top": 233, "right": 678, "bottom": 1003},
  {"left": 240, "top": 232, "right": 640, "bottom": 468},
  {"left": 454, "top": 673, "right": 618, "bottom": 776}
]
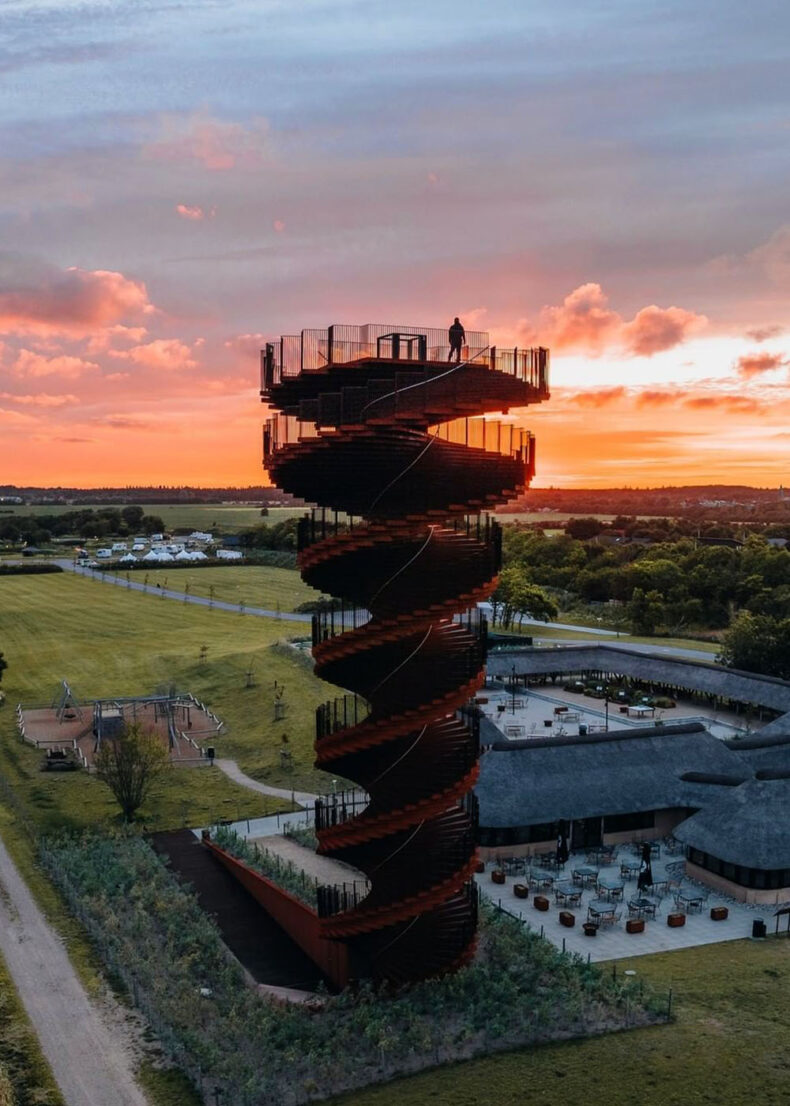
[{"left": 94, "top": 723, "right": 168, "bottom": 822}]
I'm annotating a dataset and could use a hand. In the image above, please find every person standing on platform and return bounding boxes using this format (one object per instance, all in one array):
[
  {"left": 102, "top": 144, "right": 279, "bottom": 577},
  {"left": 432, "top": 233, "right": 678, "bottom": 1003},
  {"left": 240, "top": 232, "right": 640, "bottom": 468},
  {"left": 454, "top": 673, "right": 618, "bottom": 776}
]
[{"left": 448, "top": 317, "right": 466, "bottom": 363}]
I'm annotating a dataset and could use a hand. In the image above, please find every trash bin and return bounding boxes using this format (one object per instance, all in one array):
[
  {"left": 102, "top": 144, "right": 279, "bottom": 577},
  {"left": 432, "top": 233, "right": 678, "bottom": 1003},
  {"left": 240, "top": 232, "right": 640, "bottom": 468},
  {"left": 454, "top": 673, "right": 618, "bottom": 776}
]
[
  {"left": 752, "top": 919, "right": 766, "bottom": 939},
  {"left": 578, "top": 723, "right": 588, "bottom": 736}
]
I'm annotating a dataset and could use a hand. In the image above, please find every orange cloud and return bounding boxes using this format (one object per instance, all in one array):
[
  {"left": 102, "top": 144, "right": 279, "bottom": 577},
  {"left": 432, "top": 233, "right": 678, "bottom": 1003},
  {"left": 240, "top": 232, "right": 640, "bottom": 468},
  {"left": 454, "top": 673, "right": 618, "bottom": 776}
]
[
  {"left": 683, "top": 394, "right": 762, "bottom": 413},
  {"left": 176, "top": 204, "right": 216, "bottom": 221},
  {"left": 519, "top": 282, "right": 707, "bottom": 357},
  {"left": 14, "top": 349, "right": 100, "bottom": 379},
  {"left": 108, "top": 338, "right": 198, "bottom": 372},
  {"left": 0, "top": 407, "right": 37, "bottom": 425},
  {"left": 735, "top": 351, "right": 786, "bottom": 378},
  {"left": 0, "top": 391, "right": 79, "bottom": 407},
  {"left": 0, "top": 266, "right": 152, "bottom": 338},
  {"left": 102, "top": 414, "right": 153, "bottom": 430},
  {"left": 567, "top": 386, "right": 627, "bottom": 408},
  {"left": 144, "top": 112, "right": 268, "bottom": 171}
]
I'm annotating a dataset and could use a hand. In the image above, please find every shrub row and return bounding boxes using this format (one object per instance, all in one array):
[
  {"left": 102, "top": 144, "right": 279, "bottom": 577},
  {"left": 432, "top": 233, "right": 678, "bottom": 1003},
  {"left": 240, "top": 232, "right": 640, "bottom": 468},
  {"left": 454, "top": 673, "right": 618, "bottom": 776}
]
[
  {"left": 0, "top": 563, "right": 63, "bottom": 576},
  {"left": 38, "top": 829, "right": 665, "bottom": 1106}
]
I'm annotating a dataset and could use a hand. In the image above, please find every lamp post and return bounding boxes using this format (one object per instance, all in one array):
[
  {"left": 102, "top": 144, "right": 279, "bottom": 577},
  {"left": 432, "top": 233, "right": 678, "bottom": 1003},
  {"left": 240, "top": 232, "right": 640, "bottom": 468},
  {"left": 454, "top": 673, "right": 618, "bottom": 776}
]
[
  {"left": 605, "top": 691, "right": 609, "bottom": 732},
  {"left": 511, "top": 664, "right": 517, "bottom": 715}
]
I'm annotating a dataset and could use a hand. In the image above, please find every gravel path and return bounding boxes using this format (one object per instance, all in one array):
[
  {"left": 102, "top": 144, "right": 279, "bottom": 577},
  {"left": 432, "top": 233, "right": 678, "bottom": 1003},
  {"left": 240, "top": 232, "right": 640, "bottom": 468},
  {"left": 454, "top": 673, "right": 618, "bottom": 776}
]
[{"left": 0, "top": 836, "right": 149, "bottom": 1106}]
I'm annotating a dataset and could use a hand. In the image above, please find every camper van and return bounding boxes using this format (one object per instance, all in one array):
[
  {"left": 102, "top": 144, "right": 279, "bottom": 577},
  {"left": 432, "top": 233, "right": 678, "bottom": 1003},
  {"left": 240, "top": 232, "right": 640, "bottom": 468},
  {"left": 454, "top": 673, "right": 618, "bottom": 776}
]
[{"left": 96, "top": 548, "right": 113, "bottom": 559}]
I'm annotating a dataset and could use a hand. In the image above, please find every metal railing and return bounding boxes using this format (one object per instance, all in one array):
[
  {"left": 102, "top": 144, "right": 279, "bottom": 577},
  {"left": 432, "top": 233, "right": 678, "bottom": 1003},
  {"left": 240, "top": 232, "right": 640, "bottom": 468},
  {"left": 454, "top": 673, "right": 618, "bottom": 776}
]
[{"left": 260, "top": 322, "right": 549, "bottom": 393}]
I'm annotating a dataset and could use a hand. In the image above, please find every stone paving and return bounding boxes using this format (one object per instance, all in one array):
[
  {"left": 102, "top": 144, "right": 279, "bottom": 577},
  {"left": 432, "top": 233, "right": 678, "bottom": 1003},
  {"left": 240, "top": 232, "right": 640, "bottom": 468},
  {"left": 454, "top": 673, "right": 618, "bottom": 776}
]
[
  {"left": 477, "top": 851, "right": 772, "bottom": 962},
  {"left": 480, "top": 683, "right": 759, "bottom": 743}
]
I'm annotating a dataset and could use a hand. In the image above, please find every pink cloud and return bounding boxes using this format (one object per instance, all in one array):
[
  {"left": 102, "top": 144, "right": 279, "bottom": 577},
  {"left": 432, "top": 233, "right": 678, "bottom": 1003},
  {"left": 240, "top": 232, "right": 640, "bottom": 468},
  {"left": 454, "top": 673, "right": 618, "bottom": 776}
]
[
  {"left": 143, "top": 112, "right": 269, "bottom": 171},
  {"left": 0, "top": 407, "right": 37, "bottom": 425},
  {"left": 14, "top": 349, "right": 100, "bottom": 379},
  {"left": 273, "top": 219, "right": 285, "bottom": 232},
  {"left": 108, "top": 338, "right": 198, "bottom": 371},
  {"left": 176, "top": 204, "right": 216, "bottom": 221},
  {"left": 746, "top": 324, "right": 785, "bottom": 342},
  {"left": 85, "top": 324, "right": 149, "bottom": 355},
  {"left": 518, "top": 282, "right": 707, "bottom": 357},
  {"left": 0, "top": 266, "right": 153, "bottom": 338},
  {"left": 735, "top": 351, "right": 787, "bottom": 378},
  {"left": 0, "top": 391, "right": 79, "bottom": 407},
  {"left": 621, "top": 304, "right": 707, "bottom": 356}
]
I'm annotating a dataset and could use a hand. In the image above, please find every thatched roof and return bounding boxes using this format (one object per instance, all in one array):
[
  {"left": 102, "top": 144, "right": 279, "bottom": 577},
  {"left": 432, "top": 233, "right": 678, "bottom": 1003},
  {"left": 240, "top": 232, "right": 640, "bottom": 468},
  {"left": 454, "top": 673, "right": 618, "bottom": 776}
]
[
  {"left": 476, "top": 725, "right": 743, "bottom": 828},
  {"left": 673, "top": 779, "right": 790, "bottom": 870},
  {"left": 487, "top": 645, "right": 790, "bottom": 714}
]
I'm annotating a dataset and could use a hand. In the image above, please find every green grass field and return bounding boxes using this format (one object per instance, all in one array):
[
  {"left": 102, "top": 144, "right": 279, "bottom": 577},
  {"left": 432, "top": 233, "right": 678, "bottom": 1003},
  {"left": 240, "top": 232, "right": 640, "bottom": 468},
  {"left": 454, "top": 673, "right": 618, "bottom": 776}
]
[
  {"left": 0, "top": 573, "right": 338, "bottom": 831},
  {"left": 112, "top": 564, "right": 326, "bottom": 611},
  {"left": 0, "top": 503, "right": 306, "bottom": 532},
  {"left": 332, "top": 937, "right": 790, "bottom": 1106}
]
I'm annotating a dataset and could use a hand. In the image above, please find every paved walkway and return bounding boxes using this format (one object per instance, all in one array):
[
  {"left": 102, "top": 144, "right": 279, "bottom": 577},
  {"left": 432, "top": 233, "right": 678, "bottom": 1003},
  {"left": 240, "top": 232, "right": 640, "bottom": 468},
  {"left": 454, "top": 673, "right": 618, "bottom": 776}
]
[
  {"left": 56, "top": 561, "right": 312, "bottom": 624},
  {"left": 0, "top": 836, "right": 148, "bottom": 1106},
  {"left": 214, "top": 758, "right": 318, "bottom": 805}
]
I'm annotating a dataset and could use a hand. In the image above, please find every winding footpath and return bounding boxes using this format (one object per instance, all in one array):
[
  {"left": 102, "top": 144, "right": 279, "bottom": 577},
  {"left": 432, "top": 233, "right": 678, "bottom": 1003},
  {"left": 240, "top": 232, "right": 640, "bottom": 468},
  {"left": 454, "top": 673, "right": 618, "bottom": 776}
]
[{"left": 0, "top": 836, "right": 148, "bottom": 1106}]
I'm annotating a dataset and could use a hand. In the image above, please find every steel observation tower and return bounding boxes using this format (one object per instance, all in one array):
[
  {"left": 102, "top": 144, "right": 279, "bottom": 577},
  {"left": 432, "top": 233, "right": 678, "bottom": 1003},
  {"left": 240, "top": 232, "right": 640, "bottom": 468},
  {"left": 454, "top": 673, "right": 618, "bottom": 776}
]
[{"left": 261, "top": 322, "right": 549, "bottom": 985}]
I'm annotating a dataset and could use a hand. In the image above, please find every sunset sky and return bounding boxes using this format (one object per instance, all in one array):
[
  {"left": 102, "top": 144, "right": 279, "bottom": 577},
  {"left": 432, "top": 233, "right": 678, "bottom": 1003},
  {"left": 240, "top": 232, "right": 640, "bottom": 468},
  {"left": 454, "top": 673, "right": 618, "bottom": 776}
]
[{"left": 1, "top": 0, "right": 789, "bottom": 488}]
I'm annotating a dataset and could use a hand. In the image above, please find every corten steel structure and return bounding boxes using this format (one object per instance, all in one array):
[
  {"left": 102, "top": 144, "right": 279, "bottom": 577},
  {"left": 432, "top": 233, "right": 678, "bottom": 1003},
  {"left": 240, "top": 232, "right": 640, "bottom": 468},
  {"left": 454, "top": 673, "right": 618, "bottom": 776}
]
[{"left": 260, "top": 322, "right": 549, "bottom": 985}]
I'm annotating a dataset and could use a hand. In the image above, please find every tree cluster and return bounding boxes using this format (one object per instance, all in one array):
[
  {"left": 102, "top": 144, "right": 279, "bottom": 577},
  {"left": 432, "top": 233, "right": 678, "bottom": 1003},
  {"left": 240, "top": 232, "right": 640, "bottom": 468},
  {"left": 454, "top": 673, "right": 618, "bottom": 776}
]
[
  {"left": 0, "top": 505, "right": 165, "bottom": 546},
  {"left": 502, "top": 528, "right": 790, "bottom": 635}
]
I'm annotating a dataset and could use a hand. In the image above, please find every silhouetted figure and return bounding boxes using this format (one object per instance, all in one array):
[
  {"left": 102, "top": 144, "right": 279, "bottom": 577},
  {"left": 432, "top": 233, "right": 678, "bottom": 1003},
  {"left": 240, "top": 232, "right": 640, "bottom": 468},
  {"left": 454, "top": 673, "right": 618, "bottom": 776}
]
[
  {"left": 637, "top": 841, "right": 653, "bottom": 891},
  {"left": 448, "top": 317, "right": 466, "bottom": 363}
]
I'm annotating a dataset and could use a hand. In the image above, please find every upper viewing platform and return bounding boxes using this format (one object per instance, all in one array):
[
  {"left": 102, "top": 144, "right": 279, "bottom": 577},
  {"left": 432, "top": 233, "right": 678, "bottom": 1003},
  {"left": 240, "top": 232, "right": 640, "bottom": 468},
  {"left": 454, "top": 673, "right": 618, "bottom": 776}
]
[{"left": 260, "top": 322, "right": 550, "bottom": 414}]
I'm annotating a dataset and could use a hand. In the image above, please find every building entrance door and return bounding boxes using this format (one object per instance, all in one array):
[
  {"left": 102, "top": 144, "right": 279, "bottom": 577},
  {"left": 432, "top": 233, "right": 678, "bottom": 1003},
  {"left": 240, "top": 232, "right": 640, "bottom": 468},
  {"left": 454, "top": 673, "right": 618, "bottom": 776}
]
[{"left": 571, "top": 817, "right": 602, "bottom": 851}]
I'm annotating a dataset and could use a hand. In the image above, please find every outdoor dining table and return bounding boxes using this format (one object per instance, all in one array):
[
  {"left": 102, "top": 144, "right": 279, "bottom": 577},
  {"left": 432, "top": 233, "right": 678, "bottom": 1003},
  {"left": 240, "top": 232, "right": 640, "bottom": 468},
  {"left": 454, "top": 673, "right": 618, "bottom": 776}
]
[
  {"left": 530, "top": 872, "right": 555, "bottom": 891},
  {"left": 573, "top": 865, "right": 599, "bottom": 887},
  {"left": 554, "top": 883, "right": 583, "bottom": 907},
  {"left": 675, "top": 888, "right": 706, "bottom": 912},
  {"left": 587, "top": 900, "right": 619, "bottom": 926},
  {"left": 620, "top": 860, "right": 642, "bottom": 878},
  {"left": 596, "top": 875, "right": 625, "bottom": 901},
  {"left": 628, "top": 896, "right": 659, "bottom": 919}
]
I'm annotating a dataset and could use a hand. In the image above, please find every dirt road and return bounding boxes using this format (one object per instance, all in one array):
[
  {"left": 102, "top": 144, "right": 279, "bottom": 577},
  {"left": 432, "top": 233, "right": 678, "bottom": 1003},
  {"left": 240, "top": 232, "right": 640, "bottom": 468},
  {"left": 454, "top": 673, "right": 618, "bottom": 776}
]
[{"left": 0, "top": 836, "right": 149, "bottom": 1106}]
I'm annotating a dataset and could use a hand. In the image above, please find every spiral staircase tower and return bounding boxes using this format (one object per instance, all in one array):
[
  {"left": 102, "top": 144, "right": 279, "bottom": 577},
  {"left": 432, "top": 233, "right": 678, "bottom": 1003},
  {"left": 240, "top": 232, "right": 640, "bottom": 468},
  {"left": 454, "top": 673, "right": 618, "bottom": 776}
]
[{"left": 261, "top": 323, "right": 549, "bottom": 985}]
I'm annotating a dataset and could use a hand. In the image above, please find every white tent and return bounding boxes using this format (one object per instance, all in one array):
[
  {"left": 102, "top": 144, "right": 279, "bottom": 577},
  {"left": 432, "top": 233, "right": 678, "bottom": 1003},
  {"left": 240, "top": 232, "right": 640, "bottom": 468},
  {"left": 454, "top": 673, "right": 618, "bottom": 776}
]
[
  {"left": 175, "top": 550, "right": 193, "bottom": 561},
  {"left": 119, "top": 553, "right": 138, "bottom": 563}
]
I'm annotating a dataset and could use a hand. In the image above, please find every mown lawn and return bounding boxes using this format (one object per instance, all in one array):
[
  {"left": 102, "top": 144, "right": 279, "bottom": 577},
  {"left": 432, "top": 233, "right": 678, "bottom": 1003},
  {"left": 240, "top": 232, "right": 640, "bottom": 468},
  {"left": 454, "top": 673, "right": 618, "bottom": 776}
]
[
  {"left": 111, "top": 564, "right": 326, "bottom": 612},
  {"left": 332, "top": 937, "right": 790, "bottom": 1106},
  {"left": 0, "top": 573, "right": 339, "bottom": 831}
]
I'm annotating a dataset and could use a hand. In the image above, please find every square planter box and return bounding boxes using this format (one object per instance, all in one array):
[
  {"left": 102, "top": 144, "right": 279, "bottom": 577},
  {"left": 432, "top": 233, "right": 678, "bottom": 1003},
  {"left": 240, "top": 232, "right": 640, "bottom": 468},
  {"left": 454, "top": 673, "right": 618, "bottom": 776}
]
[
  {"left": 626, "top": 918, "right": 645, "bottom": 934},
  {"left": 559, "top": 911, "right": 575, "bottom": 928},
  {"left": 513, "top": 884, "right": 529, "bottom": 899},
  {"left": 667, "top": 912, "right": 686, "bottom": 928},
  {"left": 533, "top": 895, "right": 550, "bottom": 911},
  {"left": 491, "top": 870, "right": 506, "bottom": 885},
  {"left": 475, "top": 860, "right": 485, "bottom": 874},
  {"left": 583, "top": 922, "right": 598, "bottom": 937},
  {"left": 710, "top": 906, "right": 729, "bottom": 921}
]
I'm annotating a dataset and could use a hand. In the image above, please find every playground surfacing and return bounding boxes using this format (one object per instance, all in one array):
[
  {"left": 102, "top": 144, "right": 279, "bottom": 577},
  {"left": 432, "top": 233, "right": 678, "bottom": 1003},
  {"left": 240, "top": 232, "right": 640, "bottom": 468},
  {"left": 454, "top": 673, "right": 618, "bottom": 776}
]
[{"left": 18, "top": 694, "right": 221, "bottom": 767}]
